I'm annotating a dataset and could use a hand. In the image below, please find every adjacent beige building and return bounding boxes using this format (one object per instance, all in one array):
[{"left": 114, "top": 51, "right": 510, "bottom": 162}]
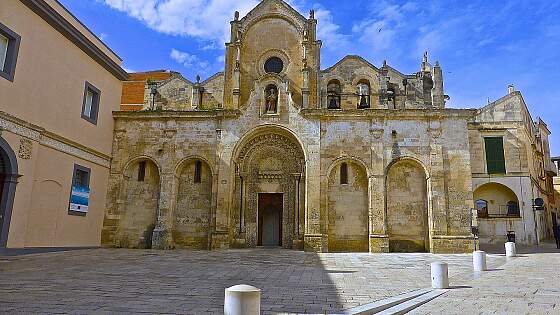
[
  {"left": 99, "top": 0, "right": 556, "bottom": 253},
  {"left": 0, "top": 0, "right": 127, "bottom": 248}
]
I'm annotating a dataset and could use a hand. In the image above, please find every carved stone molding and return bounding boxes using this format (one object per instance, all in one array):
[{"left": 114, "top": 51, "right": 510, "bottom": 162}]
[
  {"left": 0, "top": 111, "right": 111, "bottom": 167},
  {"left": 18, "top": 138, "right": 33, "bottom": 159}
]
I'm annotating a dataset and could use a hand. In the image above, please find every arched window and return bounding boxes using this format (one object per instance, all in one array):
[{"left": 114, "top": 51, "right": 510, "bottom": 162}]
[
  {"left": 327, "top": 80, "right": 341, "bottom": 109},
  {"left": 507, "top": 201, "right": 520, "bottom": 216},
  {"left": 137, "top": 161, "right": 146, "bottom": 182},
  {"left": 476, "top": 199, "right": 488, "bottom": 218},
  {"left": 340, "top": 162, "right": 348, "bottom": 185},
  {"left": 194, "top": 160, "right": 202, "bottom": 183},
  {"left": 357, "top": 80, "right": 370, "bottom": 109}
]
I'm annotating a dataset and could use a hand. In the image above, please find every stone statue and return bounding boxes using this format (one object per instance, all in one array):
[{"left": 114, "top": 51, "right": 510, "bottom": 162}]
[{"left": 265, "top": 85, "right": 278, "bottom": 113}]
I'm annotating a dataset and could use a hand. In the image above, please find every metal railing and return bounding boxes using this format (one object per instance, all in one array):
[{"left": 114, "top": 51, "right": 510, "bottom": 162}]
[{"left": 478, "top": 204, "right": 520, "bottom": 218}]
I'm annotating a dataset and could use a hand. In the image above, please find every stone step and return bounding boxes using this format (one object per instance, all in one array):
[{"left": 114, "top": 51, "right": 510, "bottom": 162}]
[
  {"left": 340, "top": 288, "right": 434, "bottom": 315},
  {"left": 375, "top": 289, "right": 448, "bottom": 315}
]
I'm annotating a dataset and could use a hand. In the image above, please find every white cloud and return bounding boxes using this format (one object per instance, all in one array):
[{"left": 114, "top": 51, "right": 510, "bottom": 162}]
[
  {"left": 99, "top": 0, "right": 259, "bottom": 45},
  {"left": 314, "top": 8, "right": 350, "bottom": 50},
  {"left": 170, "top": 49, "right": 210, "bottom": 73},
  {"left": 170, "top": 49, "right": 197, "bottom": 65}
]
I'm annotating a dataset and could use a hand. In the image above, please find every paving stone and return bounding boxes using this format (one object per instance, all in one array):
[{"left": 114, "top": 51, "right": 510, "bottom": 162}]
[{"left": 1, "top": 245, "right": 558, "bottom": 314}]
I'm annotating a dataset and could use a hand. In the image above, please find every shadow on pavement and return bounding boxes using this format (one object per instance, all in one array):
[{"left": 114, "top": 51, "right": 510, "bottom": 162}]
[{"left": 0, "top": 247, "right": 95, "bottom": 257}]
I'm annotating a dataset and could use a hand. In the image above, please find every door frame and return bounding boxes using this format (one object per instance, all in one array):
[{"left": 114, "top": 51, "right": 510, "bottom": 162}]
[
  {"left": 0, "top": 137, "right": 19, "bottom": 248},
  {"left": 257, "top": 193, "right": 283, "bottom": 247}
]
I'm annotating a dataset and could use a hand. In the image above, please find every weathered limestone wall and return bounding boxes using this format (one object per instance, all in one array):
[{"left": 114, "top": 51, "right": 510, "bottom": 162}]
[
  {"left": 173, "top": 160, "right": 212, "bottom": 249},
  {"left": 327, "top": 162, "right": 369, "bottom": 252},
  {"left": 114, "top": 159, "right": 159, "bottom": 248},
  {"left": 387, "top": 159, "right": 428, "bottom": 252},
  {"left": 201, "top": 73, "right": 225, "bottom": 110},
  {"left": 102, "top": 116, "right": 219, "bottom": 249}
]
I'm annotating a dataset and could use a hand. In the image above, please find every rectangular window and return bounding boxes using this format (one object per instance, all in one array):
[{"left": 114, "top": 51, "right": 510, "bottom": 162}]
[
  {"left": 138, "top": 161, "right": 146, "bottom": 182},
  {"left": 0, "top": 34, "right": 8, "bottom": 71},
  {"left": 81, "top": 82, "right": 101, "bottom": 124},
  {"left": 194, "top": 161, "right": 202, "bottom": 183},
  {"left": 340, "top": 163, "right": 349, "bottom": 185},
  {"left": 0, "top": 22, "right": 21, "bottom": 82},
  {"left": 69, "top": 165, "right": 91, "bottom": 216},
  {"left": 484, "top": 137, "right": 506, "bottom": 174}
]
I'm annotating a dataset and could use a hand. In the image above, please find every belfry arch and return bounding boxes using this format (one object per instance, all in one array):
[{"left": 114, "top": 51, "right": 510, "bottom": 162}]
[{"left": 231, "top": 126, "right": 306, "bottom": 249}]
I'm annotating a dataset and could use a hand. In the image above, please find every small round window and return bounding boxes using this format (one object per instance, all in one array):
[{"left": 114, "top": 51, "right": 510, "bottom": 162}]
[{"left": 264, "top": 57, "right": 284, "bottom": 74}]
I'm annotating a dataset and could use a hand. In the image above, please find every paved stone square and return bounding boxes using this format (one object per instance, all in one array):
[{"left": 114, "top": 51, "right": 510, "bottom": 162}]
[
  {"left": 411, "top": 243, "right": 560, "bottom": 315},
  {"left": 0, "top": 248, "right": 507, "bottom": 314}
]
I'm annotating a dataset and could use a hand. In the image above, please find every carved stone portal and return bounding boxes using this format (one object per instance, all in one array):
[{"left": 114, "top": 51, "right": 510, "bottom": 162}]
[{"left": 234, "top": 132, "right": 305, "bottom": 248}]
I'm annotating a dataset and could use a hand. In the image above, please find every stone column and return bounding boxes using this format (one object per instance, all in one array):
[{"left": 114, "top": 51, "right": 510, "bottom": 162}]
[
  {"left": 152, "top": 172, "right": 175, "bottom": 249},
  {"left": 369, "top": 127, "right": 389, "bottom": 252},
  {"left": 304, "top": 143, "right": 323, "bottom": 251},
  {"left": 428, "top": 139, "right": 449, "bottom": 252},
  {"left": 292, "top": 173, "right": 303, "bottom": 249},
  {"left": 191, "top": 76, "right": 202, "bottom": 110},
  {"left": 233, "top": 45, "right": 241, "bottom": 108},
  {"left": 378, "top": 63, "right": 389, "bottom": 109},
  {"left": 302, "top": 67, "right": 309, "bottom": 108},
  {"left": 212, "top": 127, "right": 232, "bottom": 249}
]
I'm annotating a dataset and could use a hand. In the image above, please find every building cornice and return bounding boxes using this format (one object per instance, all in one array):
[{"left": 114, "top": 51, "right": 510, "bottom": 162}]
[
  {"left": 301, "top": 108, "right": 477, "bottom": 119},
  {"left": 20, "top": 0, "right": 128, "bottom": 80},
  {"left": 112, "top": 110, "right": 242, "bottom": 120},
  {"left": 0, "top": 111, "right": 111, "bottom": 168}
]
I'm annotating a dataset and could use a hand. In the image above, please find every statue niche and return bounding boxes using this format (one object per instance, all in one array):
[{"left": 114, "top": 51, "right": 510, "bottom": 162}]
[{"left": 264, "top": 84, "right": 279, "bottom": 114}]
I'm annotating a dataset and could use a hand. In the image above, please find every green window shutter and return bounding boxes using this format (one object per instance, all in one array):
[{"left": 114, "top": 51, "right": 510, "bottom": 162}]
[{"left": 484, "top": 137, "right": 506, "bottom": 174}]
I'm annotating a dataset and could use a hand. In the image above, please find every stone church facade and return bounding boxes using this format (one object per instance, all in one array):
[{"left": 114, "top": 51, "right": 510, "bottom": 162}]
[{"left": 101, "top": 0, "right": 557, "bottom": 253}]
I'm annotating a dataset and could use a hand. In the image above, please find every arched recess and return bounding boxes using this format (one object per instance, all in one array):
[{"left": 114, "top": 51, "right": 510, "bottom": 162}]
[
  {"left": 327, "top": 159, "right": 369, "bottom": 252},
  {"left": 172, "top": 157, "right": 213, "bottom": 249},
  {"left": 116, "top": 157, "right": 160, "bottom": 249},
  {"left": 232, "top": 125, "right": 306, "bottom": 249},
  {"left": 386, "top": 158, "right": 430, "bottom": 252},
  {"left": 0, "top": 137, "right": 19, "bottom": 247},
  {"left": 474, "top": 182, "right": 519, "bottom": 217}
]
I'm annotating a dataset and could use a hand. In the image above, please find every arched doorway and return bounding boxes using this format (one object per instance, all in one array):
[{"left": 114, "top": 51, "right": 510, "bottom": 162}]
[
  {"left": 386, "top": 159, "right": 429, "bottom": 252},
  {"left": 327, "top": 160, "right": 369, "bottom": 252},
  {"left": 473, "top": 183, "right": 519, "bottom": 218},
  {"left": 233, "top": 127, "right": 305, "bottom": 249},
  {"left": 115, "top": 158, "right": 160, "bottom": 248},
  {"left": 0, "top": 138, "right": 18, "bottom": 248},
  {"left": 173, "top": 158, "right": 213, "bottom": 249}
]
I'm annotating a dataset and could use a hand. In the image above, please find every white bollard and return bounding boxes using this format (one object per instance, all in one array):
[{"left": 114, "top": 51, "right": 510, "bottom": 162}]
[
  {"left": 473, "top": 250, "right": 487, "bottom": 272},
  {"left": 431, "top": 262, "right": 449, "bottom": 289},
  {"left": 505, "top": 242, "right": 516, "bottom": 257},
  {"left": 224, "top": 284, "right": 261, "bottom": 315}
]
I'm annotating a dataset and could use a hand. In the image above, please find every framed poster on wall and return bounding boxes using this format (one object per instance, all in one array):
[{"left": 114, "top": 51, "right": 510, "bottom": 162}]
[{"left": 69, "top": 164, "right": 90, "bottom": 214}]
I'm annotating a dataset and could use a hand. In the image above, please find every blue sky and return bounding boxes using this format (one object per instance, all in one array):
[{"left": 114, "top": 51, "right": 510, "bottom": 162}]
[{"left": 59, "top": 0, "right": 560, "bottom": 154}]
